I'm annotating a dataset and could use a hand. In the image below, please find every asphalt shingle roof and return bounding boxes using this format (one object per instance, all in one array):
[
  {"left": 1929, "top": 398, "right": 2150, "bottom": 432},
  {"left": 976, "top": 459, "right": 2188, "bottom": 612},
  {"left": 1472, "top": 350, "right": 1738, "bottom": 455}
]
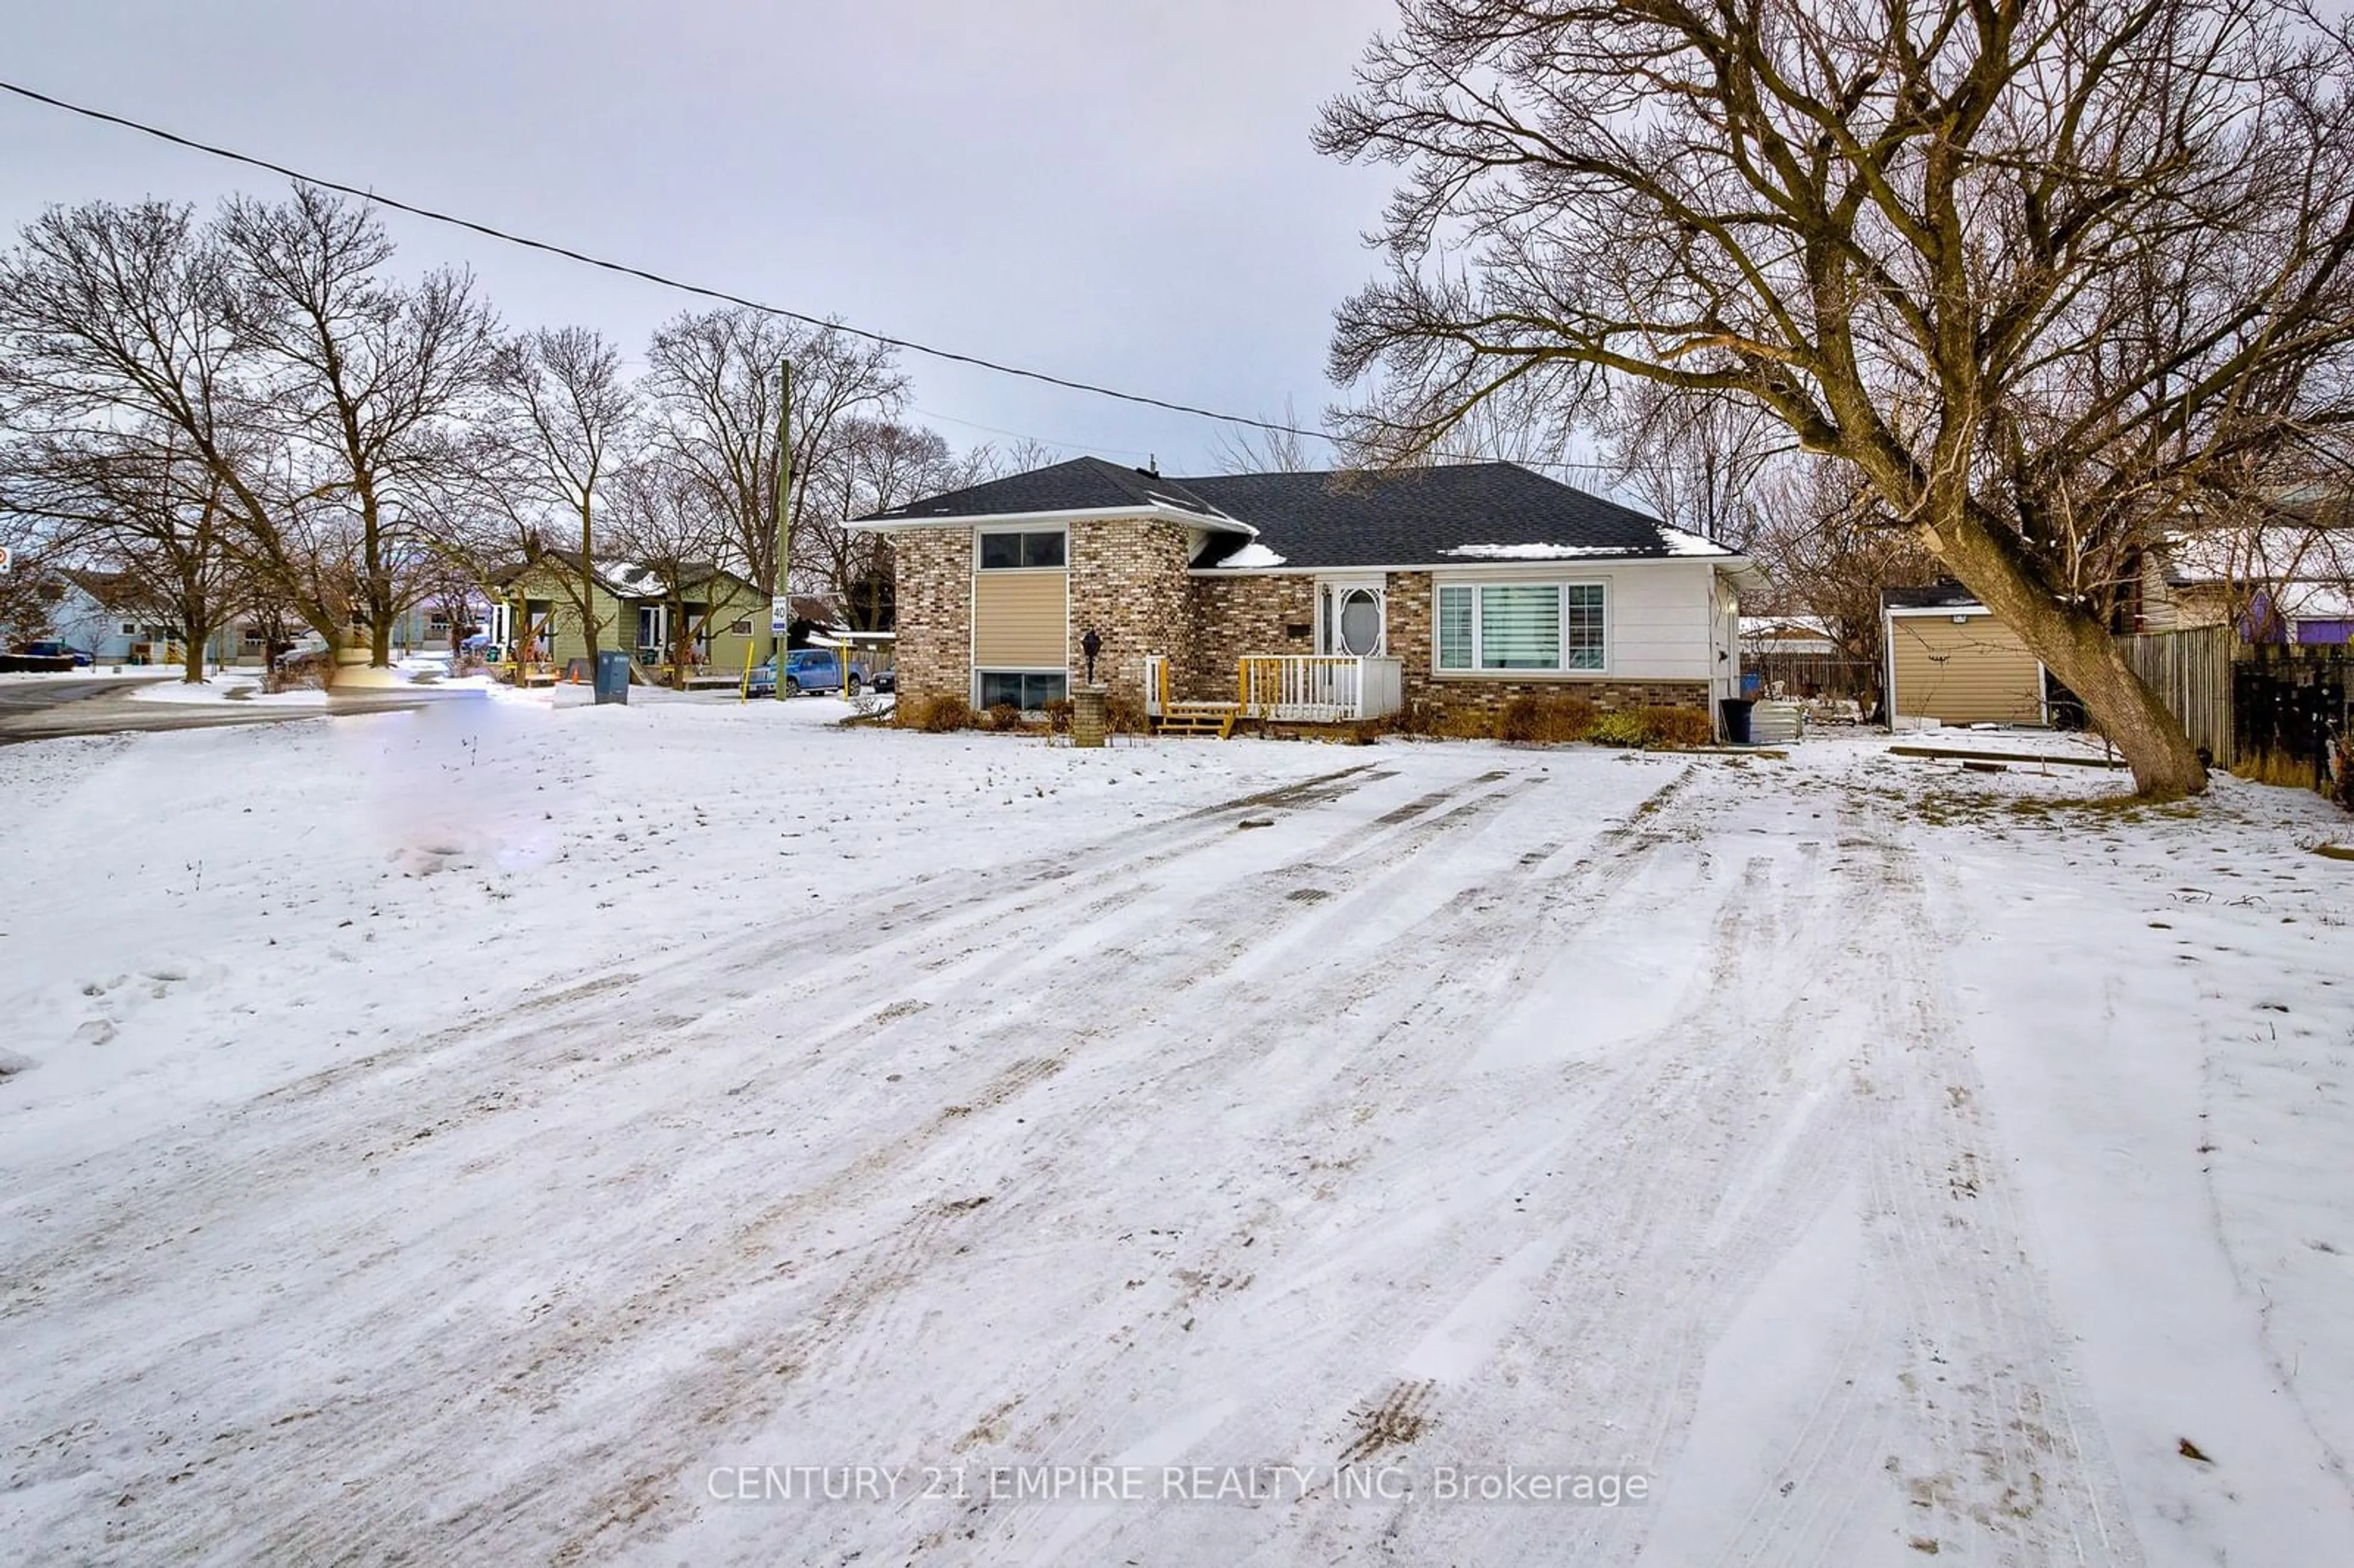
[
  {"left": 1880, "top": 583, "right": 1986, "bottom": 611},
  {"left": 863, "top": 457, "right": 1229, "bottom": 525},
  {"left": 861, "top": 457, "right": 1734, "bottom": 570}
]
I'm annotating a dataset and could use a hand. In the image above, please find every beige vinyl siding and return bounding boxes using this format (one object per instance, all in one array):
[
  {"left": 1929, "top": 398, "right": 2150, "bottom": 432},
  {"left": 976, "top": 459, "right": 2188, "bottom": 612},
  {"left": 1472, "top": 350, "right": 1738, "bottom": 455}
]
[
  {"left": 1889, "top": 613, "right": 2045, "bottom": 724},
  {"left": 973, "top": 571, "right": 1067, "bottom": 668}
]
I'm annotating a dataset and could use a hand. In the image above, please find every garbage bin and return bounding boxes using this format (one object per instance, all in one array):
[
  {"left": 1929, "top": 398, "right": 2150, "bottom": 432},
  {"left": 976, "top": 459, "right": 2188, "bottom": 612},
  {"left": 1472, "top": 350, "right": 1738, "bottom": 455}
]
[
  {"left": 593, "top": 649, "right": 631, "bottom": 706},
  {"left": 1718, "top": 696, "right": 1755, "bottom": 745}
]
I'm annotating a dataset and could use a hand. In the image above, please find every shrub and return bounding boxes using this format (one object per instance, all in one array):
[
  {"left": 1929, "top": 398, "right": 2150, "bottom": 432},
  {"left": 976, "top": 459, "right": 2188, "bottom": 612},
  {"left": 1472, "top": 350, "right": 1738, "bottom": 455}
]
[
  {"left": 1436, "top": 704, "right": 1500, "bottom": 740},
  {"left": 904, "top": 695, "right": 973, "bottom": 733},
  {"left": 985, "top": 701, "right": 1025, "bottom": 733},
  {"left": 1106, "top": 694, "right": 1149, "bottom": 734},
  {"left": 1640, "top": 705, "right": 1715, "bottom": 749},
  {"left": 1388, "top": 699, "right": 1444, "bottom": 737},
  {"left": 1498, "top": 693, "right": 1599, "bottom": 745},
  {"left": 1041, "top": 697, "right": 1074, "bottom": 735},
  {"left": 1585, "top": 710, "right": 1654, "bottom": 748}
]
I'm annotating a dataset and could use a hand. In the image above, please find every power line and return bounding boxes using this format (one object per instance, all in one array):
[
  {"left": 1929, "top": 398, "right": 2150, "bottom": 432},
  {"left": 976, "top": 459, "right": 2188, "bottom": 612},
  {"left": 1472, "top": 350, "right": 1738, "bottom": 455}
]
[
  {"left": 0, "top": 77, "right": 1630, "bottom": 479},
  {"left": 0, "top": 79, "right": 1336, "bottom": 436}
]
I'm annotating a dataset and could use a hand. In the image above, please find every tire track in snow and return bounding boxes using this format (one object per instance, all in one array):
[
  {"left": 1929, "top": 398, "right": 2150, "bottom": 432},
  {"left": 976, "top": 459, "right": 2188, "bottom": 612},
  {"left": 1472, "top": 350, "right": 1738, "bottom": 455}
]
[{"left": 0, "top": 755, "right": 1545, "bottom": 1566}]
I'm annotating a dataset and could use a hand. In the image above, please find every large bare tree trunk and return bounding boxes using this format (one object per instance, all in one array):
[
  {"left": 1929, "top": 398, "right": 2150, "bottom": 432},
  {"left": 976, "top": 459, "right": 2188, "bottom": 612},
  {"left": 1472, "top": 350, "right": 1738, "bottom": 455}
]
[{"left": 1924, "top": 509, "right": 2207, "bottom": 796}]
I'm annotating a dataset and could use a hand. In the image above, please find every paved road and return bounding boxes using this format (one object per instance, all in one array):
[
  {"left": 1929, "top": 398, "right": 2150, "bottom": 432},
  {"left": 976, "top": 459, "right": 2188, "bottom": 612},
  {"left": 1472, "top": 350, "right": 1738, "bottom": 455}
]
[
  {"left": 0, "top": 677, "right": 163, "bottom": 718},
  {"left": 0, "top": 677, "right": 436, "bottom": 744}
]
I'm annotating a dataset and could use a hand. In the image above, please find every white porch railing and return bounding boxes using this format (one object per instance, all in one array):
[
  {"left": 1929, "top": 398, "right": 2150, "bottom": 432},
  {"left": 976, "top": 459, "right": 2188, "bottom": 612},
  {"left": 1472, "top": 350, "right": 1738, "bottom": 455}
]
[
  {"left": 1238, "top": 656, "right": 1404, "bottom": 722},
  {"left": 1144, "top": 653, "right": 1406, "bottom": 724}
]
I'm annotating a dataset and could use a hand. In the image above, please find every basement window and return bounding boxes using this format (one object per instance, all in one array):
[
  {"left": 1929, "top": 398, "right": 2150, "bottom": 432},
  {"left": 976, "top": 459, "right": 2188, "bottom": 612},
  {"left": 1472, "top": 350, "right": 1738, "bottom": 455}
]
[
  {"left": 978, "top": 530, "right": 1067, "bottom": 569},
  {"left": 977, "top": 670, "right": 1067, "bottom": 710}
]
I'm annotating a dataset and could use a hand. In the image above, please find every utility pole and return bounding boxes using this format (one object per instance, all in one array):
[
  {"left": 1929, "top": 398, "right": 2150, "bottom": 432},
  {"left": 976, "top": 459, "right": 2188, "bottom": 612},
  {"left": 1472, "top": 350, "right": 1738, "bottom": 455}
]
[{"left": 770, "top": 357, "right": 793, "bottom": 700}]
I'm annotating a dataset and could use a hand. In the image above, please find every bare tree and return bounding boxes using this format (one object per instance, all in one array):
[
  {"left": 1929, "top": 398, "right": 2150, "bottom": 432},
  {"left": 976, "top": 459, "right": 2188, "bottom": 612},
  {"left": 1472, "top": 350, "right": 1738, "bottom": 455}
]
[
  {"left": 0, "top": 510, "right": 66, "bottom": 645},
  {"left": 799, "top": 417, "right": 977, "bottom": 630},
  {"left": 1318, "top": 0, "right": 2354, "bottom": 794},
  {"left": 645, "top": 308, "right": 908, "bottom": 599},
  {"left": 1211, "top": 398, "right": 1320, "bottom": 474},
  {"left": 0, "top": 427, "right": 238, "bottom": 681},
  {"left": 474, "top": 326, "right": 639, "bottom": 668},
  {"left": 1749, "top": 458, "right": 1944, "bottom": 711},
  {"left": 219, "top": 186, "right": 496, "bottom": 671},
  {"left": 0, "top": 202, "right": 349, "bottom": 656},
  {"left": 1603, "top": 385, "right": 1785, "bottom": 547},
  {"left": 606, "top": 457, "right": 731, "bottom": 686},
  {"left": 967, "top": 436, "right": 1062, "bottom": 481}
]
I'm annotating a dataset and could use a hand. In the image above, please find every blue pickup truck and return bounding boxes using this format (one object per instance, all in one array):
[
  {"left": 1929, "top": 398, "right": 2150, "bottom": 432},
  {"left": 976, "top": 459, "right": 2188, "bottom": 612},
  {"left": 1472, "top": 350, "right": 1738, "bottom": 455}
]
[{"left": 747, "top": 648, "right": 880, "bottom": 698}]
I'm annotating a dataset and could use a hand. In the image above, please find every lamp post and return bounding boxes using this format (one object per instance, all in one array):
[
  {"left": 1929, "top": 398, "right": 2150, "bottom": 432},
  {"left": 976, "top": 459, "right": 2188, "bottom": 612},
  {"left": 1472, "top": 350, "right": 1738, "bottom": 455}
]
[{"left": 1073, "top": 628, "right": 1108, "bottom": 747}]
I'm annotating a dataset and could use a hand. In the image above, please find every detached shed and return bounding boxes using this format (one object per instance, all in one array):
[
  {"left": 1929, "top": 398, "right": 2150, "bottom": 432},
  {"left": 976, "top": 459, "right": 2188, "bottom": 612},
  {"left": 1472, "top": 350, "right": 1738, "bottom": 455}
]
[{"left": 1882, "top": 585, "right": 2049, "bottom": 726}]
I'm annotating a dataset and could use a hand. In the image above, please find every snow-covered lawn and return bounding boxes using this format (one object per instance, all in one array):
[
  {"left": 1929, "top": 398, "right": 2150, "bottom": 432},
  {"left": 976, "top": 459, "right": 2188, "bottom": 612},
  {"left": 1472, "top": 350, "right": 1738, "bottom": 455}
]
[{"left": 2, "top": 707, "right": 2349, "bottom": 1566}]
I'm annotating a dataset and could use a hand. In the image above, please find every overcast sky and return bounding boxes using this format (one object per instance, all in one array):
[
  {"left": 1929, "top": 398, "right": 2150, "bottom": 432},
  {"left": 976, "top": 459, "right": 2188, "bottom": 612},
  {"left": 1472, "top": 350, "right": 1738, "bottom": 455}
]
[{"left": 0, "top": 0, "right": 1410, "bottom": 476}]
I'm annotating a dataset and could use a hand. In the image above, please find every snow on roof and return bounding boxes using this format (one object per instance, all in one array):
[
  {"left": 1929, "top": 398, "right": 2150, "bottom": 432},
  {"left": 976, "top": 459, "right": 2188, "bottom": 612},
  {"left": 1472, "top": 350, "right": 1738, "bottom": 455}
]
[
  {"left": 1436, "top": 531, "right": 1734, "bottom": 563},
  {"left": 1656, "top": 526, "right": 1735, "bottom": 557},
  {"left": 1438, "top": 542, "right": 1621, "bottom": 560},
  {"left": 2271, "top": 584, "right": 2354, "bottom": 620},
  {"left": 1742, "top": 614, "right": 1834, "bottom": 636},
  {"left": 1211, "top": 541, "right": 1289, "bottom": 568},
  {"left": 2165, "top": 526, "right": 2354, "bottom": 585}
]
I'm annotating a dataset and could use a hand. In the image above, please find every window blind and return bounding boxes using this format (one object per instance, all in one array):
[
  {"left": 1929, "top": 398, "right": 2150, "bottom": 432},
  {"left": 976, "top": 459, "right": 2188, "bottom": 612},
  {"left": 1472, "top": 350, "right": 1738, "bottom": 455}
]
[{"left": 1479, "top": 585, "right": 1561, "bottom": 669}]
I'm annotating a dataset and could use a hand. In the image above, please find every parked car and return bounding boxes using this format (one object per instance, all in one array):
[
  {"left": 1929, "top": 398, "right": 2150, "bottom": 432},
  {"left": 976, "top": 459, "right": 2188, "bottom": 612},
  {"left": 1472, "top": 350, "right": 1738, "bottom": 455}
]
[
  {"left": 19, "top": 640, "right": 94, "bottom": 666},
  {"left": 747, "top": 647, "right": 870, "bottom": 698}
]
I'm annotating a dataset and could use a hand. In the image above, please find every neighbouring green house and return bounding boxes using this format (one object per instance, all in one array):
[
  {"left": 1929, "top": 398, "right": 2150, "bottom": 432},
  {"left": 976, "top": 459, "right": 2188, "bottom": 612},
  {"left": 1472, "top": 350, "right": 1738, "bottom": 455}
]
[{"left": 486, "top": 553, "right": 772, "bottom": 683}]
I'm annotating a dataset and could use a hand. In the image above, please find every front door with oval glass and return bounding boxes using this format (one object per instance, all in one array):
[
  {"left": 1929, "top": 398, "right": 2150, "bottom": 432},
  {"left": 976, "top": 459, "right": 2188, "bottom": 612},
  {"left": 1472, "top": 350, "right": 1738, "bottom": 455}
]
[{"left": 1317, "top": 579, "right": 1387, "bottom": 657}]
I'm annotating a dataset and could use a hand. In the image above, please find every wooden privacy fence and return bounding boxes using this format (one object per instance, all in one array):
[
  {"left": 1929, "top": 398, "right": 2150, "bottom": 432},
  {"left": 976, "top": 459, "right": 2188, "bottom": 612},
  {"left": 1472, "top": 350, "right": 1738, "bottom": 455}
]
[{"left": 2116, "top": 625, "right": 2236, "bottom": 767}]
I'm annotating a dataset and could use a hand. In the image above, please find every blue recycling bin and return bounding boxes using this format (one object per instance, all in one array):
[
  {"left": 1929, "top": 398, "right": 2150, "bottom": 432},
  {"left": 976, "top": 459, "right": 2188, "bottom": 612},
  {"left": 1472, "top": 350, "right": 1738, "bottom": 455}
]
[{"left": 593, "top": 649, "right": 631, "bottom": 706}]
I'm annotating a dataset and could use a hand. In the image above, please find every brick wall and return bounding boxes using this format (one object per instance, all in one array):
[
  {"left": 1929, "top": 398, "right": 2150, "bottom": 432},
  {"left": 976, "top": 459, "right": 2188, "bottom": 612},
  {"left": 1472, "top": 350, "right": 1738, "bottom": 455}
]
[
  {"left": 1387, "top": 572, "right": 1711, "bottom": 716},
  {"left": 1068, "top": 519, "right": 1195, "bottom": 705},
  {"left": 891, "top": 545, "right": 1716, "bottom": 725},
  {"left": 892, "top": 527, "right": 974, "bottom": 709},
  {"left": 1184, "top": 574, "right": 1315, "bottom": 702},
  {"left": 889, "top": 518, "right": 1203, "bottom": 710}
]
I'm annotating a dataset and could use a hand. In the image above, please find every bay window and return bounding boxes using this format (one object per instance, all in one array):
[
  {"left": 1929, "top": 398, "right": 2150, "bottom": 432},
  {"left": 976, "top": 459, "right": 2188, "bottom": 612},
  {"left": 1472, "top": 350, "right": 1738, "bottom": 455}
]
[{"left": 1434, "top": 582, "right": 1607, "bottom": 673}]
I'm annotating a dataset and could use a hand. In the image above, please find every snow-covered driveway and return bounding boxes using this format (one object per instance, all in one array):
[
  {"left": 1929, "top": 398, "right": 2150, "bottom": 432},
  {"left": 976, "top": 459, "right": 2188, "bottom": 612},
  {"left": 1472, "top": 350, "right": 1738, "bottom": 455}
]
[{"left": 3, "top": 703, "right": 2349, "bottom": 1565}]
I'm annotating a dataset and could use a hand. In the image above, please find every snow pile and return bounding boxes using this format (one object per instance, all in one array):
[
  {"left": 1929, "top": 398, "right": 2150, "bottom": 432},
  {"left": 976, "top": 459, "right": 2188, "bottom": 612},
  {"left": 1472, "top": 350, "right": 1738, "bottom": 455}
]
[{"left": 1214, "top": 541, "right": 1289, "bottom": 568}]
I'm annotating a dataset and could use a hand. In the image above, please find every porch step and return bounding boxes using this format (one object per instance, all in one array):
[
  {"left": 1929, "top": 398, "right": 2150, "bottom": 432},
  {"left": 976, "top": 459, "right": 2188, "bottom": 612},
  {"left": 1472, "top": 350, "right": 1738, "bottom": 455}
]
[{"left": 1156, "top": 701, "right": 1240, "bottom": 740}]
